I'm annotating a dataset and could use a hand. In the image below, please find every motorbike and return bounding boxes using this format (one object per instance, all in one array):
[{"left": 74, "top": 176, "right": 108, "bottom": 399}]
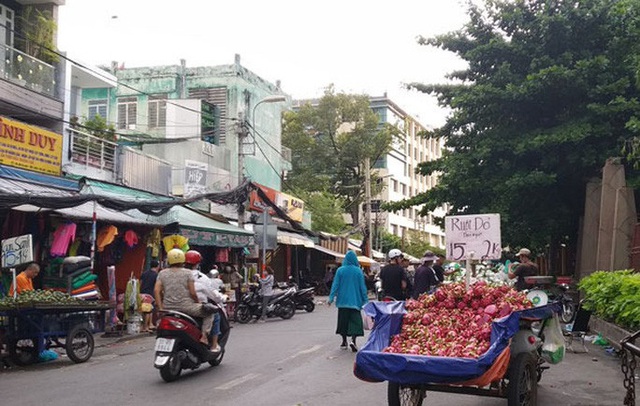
[
  {"left": 154, "top": 302, "right": 230, "bottom": 382},
  {"left": 524, "top": 276, "right": 576, "bottom": 323},
  {"left": 234, "top": 284, "right": 296, "bottom": 323},
  {"left": 284, "top": 277, "right": 316, "bottom": 312}
]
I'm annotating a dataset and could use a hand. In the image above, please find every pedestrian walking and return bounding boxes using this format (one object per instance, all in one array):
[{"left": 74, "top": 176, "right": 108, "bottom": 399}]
[{"left": 327, "top": 250, "right": 369, "bottom": 352}]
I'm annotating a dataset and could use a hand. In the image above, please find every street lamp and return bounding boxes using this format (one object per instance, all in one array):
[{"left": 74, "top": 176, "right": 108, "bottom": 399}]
[{"left": 250, "top": 95, "right": 286, "bottom": 274}]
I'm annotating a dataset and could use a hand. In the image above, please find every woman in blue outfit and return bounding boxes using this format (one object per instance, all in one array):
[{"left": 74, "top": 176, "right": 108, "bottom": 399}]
[{"left": 328, "top": 250, "right": 369, "bottom": 352}]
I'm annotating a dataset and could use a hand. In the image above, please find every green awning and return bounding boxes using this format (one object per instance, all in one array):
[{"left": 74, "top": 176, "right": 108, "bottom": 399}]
[{"left": 173, "top": 206, "right": 254, "bottom": 248}]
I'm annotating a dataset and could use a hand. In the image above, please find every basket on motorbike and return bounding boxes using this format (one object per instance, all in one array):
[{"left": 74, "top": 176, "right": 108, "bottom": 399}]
[{"left": 354, "top": 301, "right": 560, "bottom": 405}]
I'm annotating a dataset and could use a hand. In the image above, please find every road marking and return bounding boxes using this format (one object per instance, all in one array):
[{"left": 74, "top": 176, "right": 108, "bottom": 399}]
[
  {"left": 275, "top": 344, "right": 323, "bottom": 365},
  {"left": 215, "top": 373, "right": 260, "bottom": 390}
]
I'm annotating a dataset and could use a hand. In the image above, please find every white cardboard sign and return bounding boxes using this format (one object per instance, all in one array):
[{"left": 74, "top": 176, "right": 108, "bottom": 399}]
[
  {"left": 2, "top": 234, "right": 34, "bottom": 267},
  {"left": 445, "top": 214, "right": 501, "bottom": 261}
]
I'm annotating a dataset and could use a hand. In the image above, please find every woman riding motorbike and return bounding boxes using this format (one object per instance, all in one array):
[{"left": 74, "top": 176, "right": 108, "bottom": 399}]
[{"left": 154, "top": 249, "right": 216, "bottom": 350}]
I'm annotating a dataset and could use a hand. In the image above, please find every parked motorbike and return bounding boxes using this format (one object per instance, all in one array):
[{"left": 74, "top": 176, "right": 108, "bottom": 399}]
[
  {"left": 524, "top": 276, "right": 576, "bottom": 323},
  {"left": 285, "top": 277, "right": 315, "bottom": 312},
  {"left": 154, "top": 302, "right": 230, "bottom": 382},
  {"left": 234, "top": 285, "right": 296, "bottom": 323}
]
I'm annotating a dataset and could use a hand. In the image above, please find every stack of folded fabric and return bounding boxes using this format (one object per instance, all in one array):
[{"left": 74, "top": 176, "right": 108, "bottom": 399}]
[{"left": 62, "top": 256, "right": 99, "bottom": 299}]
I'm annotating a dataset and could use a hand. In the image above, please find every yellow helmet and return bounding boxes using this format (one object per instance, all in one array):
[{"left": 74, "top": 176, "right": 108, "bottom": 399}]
[{"left": 167, "top": 248, "right": 186, "bottom": 265}]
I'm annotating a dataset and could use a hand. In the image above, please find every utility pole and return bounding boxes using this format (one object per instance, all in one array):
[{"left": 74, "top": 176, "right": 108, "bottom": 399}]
[
  {"left": 364, "top": 157, "right": 372, "bottom": 257},
  {"left": 237, "top": 112, "right": 249, "bottom": 229}
]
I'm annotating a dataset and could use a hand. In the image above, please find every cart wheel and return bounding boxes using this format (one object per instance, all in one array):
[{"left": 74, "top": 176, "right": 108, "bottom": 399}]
[
  {"left": 8, "top": 338, "right": 38, "bottom": 366},
  {"left": 388, "top": 382, "right": 425, "bottom": 406},
  {"left": 507, "top": 352, "right": 538, "bottom": 406},
  {"left": 65, "top": 326, "right": 94, "bottom": 363}
]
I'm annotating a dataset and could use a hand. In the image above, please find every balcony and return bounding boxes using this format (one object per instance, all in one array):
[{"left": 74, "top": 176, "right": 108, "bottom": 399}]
[
  {"left": 68, "top": 127, "right": 117, "bottom": 172},
  {"left": 0, "top": 44, "right": 56, "bottom": 98}
]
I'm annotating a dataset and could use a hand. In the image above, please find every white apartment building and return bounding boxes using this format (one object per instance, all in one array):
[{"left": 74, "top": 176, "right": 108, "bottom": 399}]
[{"left": 369, "top": 95, "right": 446, "bottom": 250}]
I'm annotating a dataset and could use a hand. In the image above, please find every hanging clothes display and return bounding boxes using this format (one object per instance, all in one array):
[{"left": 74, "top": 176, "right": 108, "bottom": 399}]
[
  {"left": 124, "top": 230, "right": 139, "bottom": 248},
  {"left": 215, "top": 247, "right": 230, "bottom": 263},
  {"left": 50, "top": 222, "right": 77, "bottom": 257},
  {"left": 97, "top": 225, "right": 119, "bottom": 252},
  {"left": 146, "top": 228, "right": 162, "bottom": 257},
  {"left": 123, "top": 275, "right": 141, "bottom": 322},
  {"left": 162, "top": 234, "right": 189, "bottom": 253}
]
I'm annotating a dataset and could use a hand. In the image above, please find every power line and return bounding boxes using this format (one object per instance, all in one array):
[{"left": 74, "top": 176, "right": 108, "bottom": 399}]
[{"left": 0, "top": 21, "right": 239, "bottom": 124}]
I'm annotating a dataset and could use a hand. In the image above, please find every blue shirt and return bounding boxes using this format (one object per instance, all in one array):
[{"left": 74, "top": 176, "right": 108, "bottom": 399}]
[{"left": 329, "top": 251, "right": 369, "bottom": 310}]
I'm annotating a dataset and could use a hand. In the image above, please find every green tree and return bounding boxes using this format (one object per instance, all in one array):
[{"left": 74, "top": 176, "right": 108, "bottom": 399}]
[
  {"left": 304, "top": 191, "right": 347, "bottom": 233},
  {"left": 282, "top": 86, "right": 398, "bottom": 228},
  {"left": 403, "top": 230, "right": 445, "bottom": 259},
  {"left": 386, "top": 0, "right": 640, "bottom": 252}
]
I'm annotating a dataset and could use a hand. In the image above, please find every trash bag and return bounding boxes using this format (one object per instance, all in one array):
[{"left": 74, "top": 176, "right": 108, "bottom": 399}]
[
  {"left": 361, "top": 310, "right": 374, "bottom": 330},
  {"left": 593, "top": 334, "right": 609, "bottom": 346},
  {"left": 541, "top": 313, "right": 565, "bottom": 364},
  {"left": 38, "top": 350, "right": 59, "bottom": 362}
]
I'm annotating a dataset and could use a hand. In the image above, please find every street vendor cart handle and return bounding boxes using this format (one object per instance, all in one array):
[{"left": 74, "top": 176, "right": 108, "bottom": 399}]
[{"left": 621, "top": 330, "right": 640, "bottom": 357}]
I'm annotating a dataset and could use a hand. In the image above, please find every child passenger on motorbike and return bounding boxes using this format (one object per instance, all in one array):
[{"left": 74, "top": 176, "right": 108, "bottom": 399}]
[{"left": 154, "top": 249, "right": 216, "bottom": 350}]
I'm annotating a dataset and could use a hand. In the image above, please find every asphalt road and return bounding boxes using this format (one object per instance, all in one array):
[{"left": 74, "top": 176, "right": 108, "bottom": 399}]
[{"left": 0, "top": 299, "right": 629, "bottom": 406}]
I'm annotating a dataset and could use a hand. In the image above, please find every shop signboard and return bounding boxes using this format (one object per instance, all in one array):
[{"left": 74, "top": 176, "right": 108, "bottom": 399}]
[
  {"left": 276, "top": 191, "right": 305, "bottom": 222},
  {"left": 181, "top": 228, "right": 254, "bottom": 248},
  {"left": 445, "top": 213, "right": 501, "bottom": 261},
  {"left": 1, "top": 234, "right": 34, "bottom": 267},
  {"left": 249, "top": 183, "right": 277, "bottom": 215},
  {"left": 184, "top": 159, "right": 208, "bottom": 198},
  {"left": 0, "top": 116, "right": 63, "bottom": 176}
]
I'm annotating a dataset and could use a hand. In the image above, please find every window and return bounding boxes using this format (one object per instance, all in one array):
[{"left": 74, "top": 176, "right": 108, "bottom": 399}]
[
  {"left": 148, "top": 95, "right": 167, "bottom": 128},
  {"left": 392, "top": 179, "right": 398, "bottom": 193},
  {"left": 391, "top": 224, "right": 398, "bottom": 236},
  {"left": 88, "top": 99, "right": 107, "bottom": 121},
  {"left": 401, "top": 183, "right": 407, "bottom": 196},
  {"left": 117, "top": 97, "right": 137, "bottom": 129}
]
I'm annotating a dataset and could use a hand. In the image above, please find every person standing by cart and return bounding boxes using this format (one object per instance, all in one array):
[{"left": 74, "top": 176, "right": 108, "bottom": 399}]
[
  {"left": 412, "top": 251, "right": 440, "bottom": 299},
  {"left": 8, "top": 262, "right": 39, "bottom": 296},
  {"left": 379, "top": 249, "right": 408, "bottom": 300},
  {"left": 328, "top": 250, "right": 369, "bottom": 352},
  {"left": 508, "top": 248, "right": 538, "bottom": 291}
]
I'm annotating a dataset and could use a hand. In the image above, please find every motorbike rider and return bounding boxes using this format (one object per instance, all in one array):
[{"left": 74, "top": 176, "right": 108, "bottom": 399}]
[
  {"left": 184, "top": 250, "right": 225, "bottom": 353},
  {"left": 379, "top": 249, "right": 409, "bottom": 300},
  {"left": 154, "top": 248, "right": 216, "bottom": 350},
  {"left": 208, "top": 267, "right": 224, "bottom": 292}
]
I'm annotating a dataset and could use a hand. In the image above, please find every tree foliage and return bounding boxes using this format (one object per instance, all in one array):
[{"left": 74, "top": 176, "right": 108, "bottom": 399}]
[
  {"left": 282, "top": 86, "right": 398, "bottom": 229},
  {"left": 387, "top": 0, "right": 640, "bottom": 250}
]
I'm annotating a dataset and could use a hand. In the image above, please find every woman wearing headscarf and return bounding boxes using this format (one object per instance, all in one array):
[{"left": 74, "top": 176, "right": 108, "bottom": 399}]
[{"left": 328, "top": 250, "right": 369, "bottom": 352}]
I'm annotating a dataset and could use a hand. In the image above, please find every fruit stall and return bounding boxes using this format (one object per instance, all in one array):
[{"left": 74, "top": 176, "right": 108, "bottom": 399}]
[
  {"left": 354, "top": 282, "right": 563, "bottom": 406},
  {"left": 0, "top": 290, "right": 110, "bottom": 365}
]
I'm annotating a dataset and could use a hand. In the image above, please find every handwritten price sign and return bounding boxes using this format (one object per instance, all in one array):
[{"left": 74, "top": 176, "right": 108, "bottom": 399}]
[{"left": 445, "top": 214, "right": 501, "bottom": 261}]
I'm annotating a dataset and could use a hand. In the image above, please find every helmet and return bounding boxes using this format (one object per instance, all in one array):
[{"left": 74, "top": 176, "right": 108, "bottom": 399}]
[
  {"left": 167, "top": 249, "right": 186, "bottom": 265},
  {"left": 209, "top": 269, "right": 219, "bottom": 278},
  {"left": 388, "top": 249, "right": 403, "bottom": 260},
  {"left": 185, "top": 250, "right": 202, "bottom": 265}
]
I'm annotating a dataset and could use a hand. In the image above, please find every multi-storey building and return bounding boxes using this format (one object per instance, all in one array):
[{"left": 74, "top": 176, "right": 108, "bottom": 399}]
[
  {"left": 78, "top": 55, "right": 292, "bottom": 198},
  {"left": 293, "top": 94, "right": 446, "bottom": 249},
  {"left": 369, "top": 95, "right": 446, "bottom": 249}
]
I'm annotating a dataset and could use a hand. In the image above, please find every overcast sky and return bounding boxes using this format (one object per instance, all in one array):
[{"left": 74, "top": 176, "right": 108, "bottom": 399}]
[{"left": 58, "top": 0, "right": 469, "bottom": 128}]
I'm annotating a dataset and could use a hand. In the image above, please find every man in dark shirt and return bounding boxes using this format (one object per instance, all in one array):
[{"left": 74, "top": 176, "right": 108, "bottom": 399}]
[
  {"left": 140, "top": 260, "right": 160, "bottom": 332},
  {"left": 141, "top": 260, "right": 160, "bottom": 295},
  {"left": 379, "top": 249, "right": 408, "bottom": 300},
  {"left": 508, "top": 248, "right": 538, "bottom": 291},
  {"left": 412, "top": 251, "right": 440, "bottom": 299}
]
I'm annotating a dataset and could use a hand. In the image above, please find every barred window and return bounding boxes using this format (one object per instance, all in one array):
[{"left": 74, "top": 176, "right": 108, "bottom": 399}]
[
  {"left": 88, "top": 99, "right": 107, "bottom": 121},
  {"left": 148, "top": 94, "right": 167, "bottom": 128},
  {"left": 117, "top": 97, "right": 137, "bottom": 130}
]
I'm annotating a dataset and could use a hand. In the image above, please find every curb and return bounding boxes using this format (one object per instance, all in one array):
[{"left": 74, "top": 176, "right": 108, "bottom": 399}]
[{"left": 95, "top": 331, "right": 154, "bottom": 348}]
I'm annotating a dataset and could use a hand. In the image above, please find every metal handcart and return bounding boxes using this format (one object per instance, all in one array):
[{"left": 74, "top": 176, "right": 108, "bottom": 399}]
[
  {"left": 354, "top": 301, "right": 561, "bottom": 406},
  {"left": 0, "top": 301, "right": 110, "bottom": 365}
]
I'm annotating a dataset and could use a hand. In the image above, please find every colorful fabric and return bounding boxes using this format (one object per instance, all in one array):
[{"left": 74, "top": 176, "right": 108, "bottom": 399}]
[
  {"left": 50, "top": 222, "right": 77, "bottom": 257},
  {"left": 9, "top": 272, "right": 33, "bottom": 296},
  {"left": 146, "top": 228, "right": 162, "bottom": 257},
  {"left": 124, "top": 230, "right": 139, "bottom": 248},
  {"left": 215, "top": 248, "right": 230, "bottom": 263},
  {"left": 162, "top": 235, "right": 189, "bottom": 253},
  {"left": 97, "top": 225, "right": 118, "bottom": 252}
]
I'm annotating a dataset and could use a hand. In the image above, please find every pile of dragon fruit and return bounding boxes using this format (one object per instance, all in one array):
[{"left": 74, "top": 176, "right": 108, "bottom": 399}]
[{"left": 383, "top": 282, "right": 533, "bottom": 358}]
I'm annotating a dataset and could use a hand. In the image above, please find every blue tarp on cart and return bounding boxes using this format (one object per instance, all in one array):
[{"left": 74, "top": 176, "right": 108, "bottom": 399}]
[{"left": 354, "top": 300, "right": 559, "bottom": 385}]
